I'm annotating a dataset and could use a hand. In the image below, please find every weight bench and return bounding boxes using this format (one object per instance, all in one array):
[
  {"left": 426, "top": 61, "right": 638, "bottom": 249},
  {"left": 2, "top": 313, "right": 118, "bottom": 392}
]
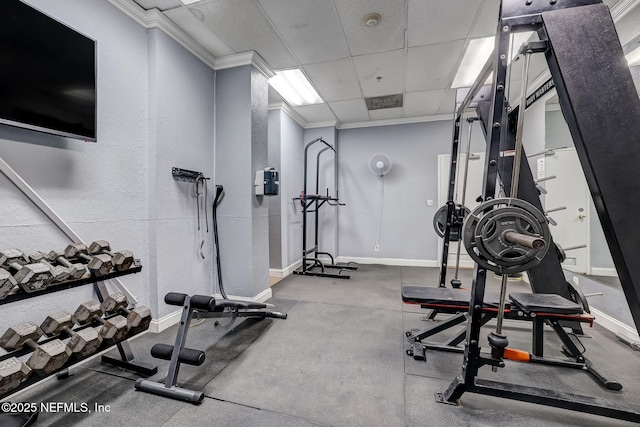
[
  {"left": 402, "top": 285, "right": 620, "bottom": 390},
  {"left": 135, "top": 292, "right": 287, "bottom": 403}
]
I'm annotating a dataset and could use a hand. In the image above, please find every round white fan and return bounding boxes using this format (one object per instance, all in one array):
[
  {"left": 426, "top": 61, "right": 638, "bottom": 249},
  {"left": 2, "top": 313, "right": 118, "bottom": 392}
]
[{"left": 368, "top": 153, "right": 392, "bottom": 177}]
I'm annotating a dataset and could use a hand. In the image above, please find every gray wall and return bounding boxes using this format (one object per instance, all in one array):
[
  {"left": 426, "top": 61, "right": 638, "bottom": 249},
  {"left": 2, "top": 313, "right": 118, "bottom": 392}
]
[
  {"left": 267, "top": 109, "right": 304, "bottom": 270},
  {"left": 147, "top": 29, "right": 216, "bottom": 316},
  {"left": 337, "top": 121, "right": 453, "bottom": 261},
  {"left": 267, "top": 110, "right": 282, "bottom": 269},
  {"left": 214, "top": 65, "right": 270, "bottom": 298},
  {"left": 0, "top": 0, "right": 217, "bottom": 335}
]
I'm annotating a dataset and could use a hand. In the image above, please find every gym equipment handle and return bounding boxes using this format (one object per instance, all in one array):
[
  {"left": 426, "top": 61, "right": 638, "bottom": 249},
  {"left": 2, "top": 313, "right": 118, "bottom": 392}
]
[{"left": 503, "top": 231, "right": 546, "bottom": 250}]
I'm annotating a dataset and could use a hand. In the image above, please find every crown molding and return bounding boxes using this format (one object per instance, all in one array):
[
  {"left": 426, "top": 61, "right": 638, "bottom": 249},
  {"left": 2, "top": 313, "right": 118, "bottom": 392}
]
[
  {"left": 268, "top": 102, "right": 307, "bottom": 128},
  {"left": 305, "top": 120, "right": 338, "bottom": 129},
  {"left": 336, "top": 113, "right": 452, "bottom": 130},
  {"left": 107, "top": 0, "right": 216, "bottom": 68},
  {"left": 610, "top": 0, "right": 640, "bottom": 20},
  {"left": 213, "top": 52, "right": 275, "bottom": 78}
]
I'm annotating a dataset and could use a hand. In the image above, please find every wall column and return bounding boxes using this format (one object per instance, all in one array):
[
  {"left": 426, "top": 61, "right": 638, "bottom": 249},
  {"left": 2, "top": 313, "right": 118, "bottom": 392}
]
[{"left": 215, "top": 62, "right": 270, "bottom": 298}]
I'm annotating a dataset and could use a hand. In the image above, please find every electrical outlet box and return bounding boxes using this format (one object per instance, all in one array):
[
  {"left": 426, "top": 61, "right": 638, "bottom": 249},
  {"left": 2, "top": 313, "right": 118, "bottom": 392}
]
[
  {"left": 427, "top": 200, "right": 434, "bottom": 206},
  {"left": 374, "top": 244, "right": 379, "bottom": 252}
]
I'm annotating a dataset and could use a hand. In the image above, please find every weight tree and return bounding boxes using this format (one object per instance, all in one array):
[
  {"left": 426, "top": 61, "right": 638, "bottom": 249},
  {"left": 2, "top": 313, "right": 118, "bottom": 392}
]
[{"left": 437, "top": 0, "right": 640, "bottom": 422}]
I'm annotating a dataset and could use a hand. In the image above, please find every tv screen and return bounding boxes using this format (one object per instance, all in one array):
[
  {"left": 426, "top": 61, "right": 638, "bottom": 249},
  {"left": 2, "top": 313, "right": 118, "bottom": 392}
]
[{"left": 0, "top": 0, "right": 96, "bottom": 141}]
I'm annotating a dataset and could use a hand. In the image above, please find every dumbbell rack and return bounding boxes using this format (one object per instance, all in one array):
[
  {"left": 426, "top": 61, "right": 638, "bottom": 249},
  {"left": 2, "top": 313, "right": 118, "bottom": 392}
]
[{"left": 0, "top": 259, "right": 157, "bottom": 401}]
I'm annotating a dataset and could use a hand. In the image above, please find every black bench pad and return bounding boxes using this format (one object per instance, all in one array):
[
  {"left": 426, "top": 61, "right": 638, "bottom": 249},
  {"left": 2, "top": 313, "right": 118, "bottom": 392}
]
[
  {"left": 402, "top": 285, "right": 507, "bottom": 309},
  {"left": 509, "top": 292, "right": 583, "bottom": 315}
]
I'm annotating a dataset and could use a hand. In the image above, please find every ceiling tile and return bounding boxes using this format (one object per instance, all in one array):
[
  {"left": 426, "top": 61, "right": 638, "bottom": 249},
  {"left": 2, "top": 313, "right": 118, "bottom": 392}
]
[
  {"left": 406, "top": 41, "right": 465, "bottom": 92},
  {"left": 408, "top": 0, "right": 481, "bottom": 47},
  {"left": 258, "top": 0, "right": 349, "bottom": 64},
  {"left": 303, "top": 58, "right": 362, "bottom": 102},
  {"left": 471, "top": 0, "right": 500, "bottom": 38},
  {"left": 404, "top": 90, "right": 447, "bottom": 117},
  {"left": 164, "top": 8, "right": 235, "bottom": 57},
  {"left": 193, "top": 0, "right": 297, "bottom": 69},
  {"left": 294, "top": 103, "right": 337, "bottom": 123},
  {"left": 333, "top": 0, "right": 406, "bottom": 56},
  {"left": 329, "top": 99, "right": 370, "bottom": 123},
  {"left": 352, "top": 49, "right": 405, "bottom": 97},
  {"left": 368, "top": 107, "right": 405, "bottom": 120}
]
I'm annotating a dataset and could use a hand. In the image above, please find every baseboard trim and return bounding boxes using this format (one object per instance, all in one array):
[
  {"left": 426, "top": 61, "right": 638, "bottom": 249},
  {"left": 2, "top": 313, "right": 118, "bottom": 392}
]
[
  {"left": 336, "top": 256, "right": 438, "bottom": 267},
  {"left": 269, "top": 259, "right": 303, "bottom": 278},
  {"left": 149, "top": 288, "right": 273, "bottom": 333},
  {"left": 591, "top": 306, "right": 639, "bottom": 342},
  {"left": 590, "top": 267, "right": 618, "bottom": 277}
]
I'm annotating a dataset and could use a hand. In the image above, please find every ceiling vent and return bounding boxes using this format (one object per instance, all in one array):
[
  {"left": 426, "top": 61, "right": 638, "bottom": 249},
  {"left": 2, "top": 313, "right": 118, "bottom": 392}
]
[{"left": 365, "top": 94, "right": 403, "bottom": 110}]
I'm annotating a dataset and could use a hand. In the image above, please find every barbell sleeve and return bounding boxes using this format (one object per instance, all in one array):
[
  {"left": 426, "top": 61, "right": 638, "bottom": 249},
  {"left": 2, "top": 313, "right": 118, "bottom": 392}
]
[{"left": 503, "top": 231, "right": 547, "bottom": 250}]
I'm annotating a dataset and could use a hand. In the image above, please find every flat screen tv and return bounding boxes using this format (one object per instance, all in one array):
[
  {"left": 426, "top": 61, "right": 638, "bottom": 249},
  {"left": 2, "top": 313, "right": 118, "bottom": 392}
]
[{"left": 0, "top": 0, "right": 96, "bottom": 141}]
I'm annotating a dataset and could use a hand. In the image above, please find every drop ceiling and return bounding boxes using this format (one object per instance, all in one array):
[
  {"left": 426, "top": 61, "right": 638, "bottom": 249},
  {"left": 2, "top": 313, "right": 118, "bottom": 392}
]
[{"left": 125, "top": 0, "right": 636, "bottom": 127}]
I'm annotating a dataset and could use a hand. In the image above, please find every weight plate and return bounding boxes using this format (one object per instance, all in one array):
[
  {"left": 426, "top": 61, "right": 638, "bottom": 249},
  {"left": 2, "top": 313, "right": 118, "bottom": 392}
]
[
  {"left": 432, "top": 204, "right": 470, "bottom": 240},
  {"left": 462, "top": 198, "right": 550, "bottom": 274}
]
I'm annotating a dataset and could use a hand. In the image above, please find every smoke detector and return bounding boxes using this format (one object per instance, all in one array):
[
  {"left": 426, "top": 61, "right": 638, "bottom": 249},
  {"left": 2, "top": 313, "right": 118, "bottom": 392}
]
[{"left": 363, "top": 13, "right": 382, "bottom": 27}]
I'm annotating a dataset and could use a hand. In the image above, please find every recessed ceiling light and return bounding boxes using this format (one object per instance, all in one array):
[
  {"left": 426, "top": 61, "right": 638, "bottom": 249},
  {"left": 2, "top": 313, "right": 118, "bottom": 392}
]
[
  {"left": 268, "top": 69, "right": 323, "bottom": 106},
  {"left": 363, "top": 13, "right": 382, "bottom": 27}
]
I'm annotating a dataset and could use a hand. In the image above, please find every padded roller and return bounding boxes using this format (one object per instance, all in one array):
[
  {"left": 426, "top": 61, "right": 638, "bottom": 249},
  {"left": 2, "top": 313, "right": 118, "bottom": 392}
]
[
  {"left": 190, "top": 295, "right": 216, "bottom": 311},
  {"left": 150, "top": 343, "right": 205, "bottom": 366},
  {"left": 165, "top": 292, "right": 187, "bottom": 306}
]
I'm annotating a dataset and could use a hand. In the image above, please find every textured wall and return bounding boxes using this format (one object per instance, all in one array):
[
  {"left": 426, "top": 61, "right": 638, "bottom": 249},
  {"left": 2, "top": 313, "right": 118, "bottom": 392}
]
[
  {"left": 214, "top": 65, "right": 270, "bottom": 298},
  {"left": 267, "top": 110, "right": 282, "bottom": 269},
  {"left": 0, "top": 0, "right": 151, "bottom": 331},
  {"left": 147, "top": 29, "right": 216, "bottom": 317},
  {"left": 337, "top": 121, "right": 452, "bottom": 261},
  {"left": 0, "top": 0, "right": 217, "bottom": 334}
]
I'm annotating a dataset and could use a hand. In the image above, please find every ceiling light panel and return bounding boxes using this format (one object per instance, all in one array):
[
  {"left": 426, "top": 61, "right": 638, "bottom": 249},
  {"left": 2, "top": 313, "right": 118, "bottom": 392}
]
[
  {"left": 451, "top": 36, "right": 495, "bottom": 88},
  {"left": 269, "top": 69, "right": 323, "bottom": 106}
]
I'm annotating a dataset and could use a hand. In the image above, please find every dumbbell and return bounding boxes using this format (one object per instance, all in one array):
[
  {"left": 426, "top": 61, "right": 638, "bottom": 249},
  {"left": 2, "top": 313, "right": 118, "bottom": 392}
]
[
  {"left": 0, "top": 357, "right": 31, "bottom": 395},
  {"left": 88, "top": 240, "right": 135, "bottom": 271},
  {"left": 40, "top": 311, "right": 103, "bottom": 357},
  {"left": 72, "top": 301, "right": 129, "bottom": 344},
  {"left": 0, "top": 249, "right": 53, "bottom": 292},
  {"left": 0, "top": 268, "right": 17, "bottom": 299},
  {"left": 102, "top": 293, "right": 152, "bottom": 333},
  {"left": 45, "top": 249, "right": 87, "bottom": 280},
  {"left": 0, "top": 322, "right": 71, "bottom": 375},
  {"left": 64, "top": 243, "right": 112, "bottom": 277},
  {"left": 29, "top": 251, "right": 70, "bottom": 283}
]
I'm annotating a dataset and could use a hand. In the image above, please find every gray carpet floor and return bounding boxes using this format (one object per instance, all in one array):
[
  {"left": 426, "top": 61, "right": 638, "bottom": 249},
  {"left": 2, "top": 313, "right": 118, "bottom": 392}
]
[{"left": 2, "top": 265, "right": 639, "bottom": 426}]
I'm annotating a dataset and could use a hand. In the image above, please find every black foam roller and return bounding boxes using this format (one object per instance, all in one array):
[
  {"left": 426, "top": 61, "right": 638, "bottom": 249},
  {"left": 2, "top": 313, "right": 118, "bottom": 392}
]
[
  {"left": 190, "top": 295, "right": 216, "bottom": 311},
  {"left": 165, "top": 292, "right": 187, "bottom": 306}
]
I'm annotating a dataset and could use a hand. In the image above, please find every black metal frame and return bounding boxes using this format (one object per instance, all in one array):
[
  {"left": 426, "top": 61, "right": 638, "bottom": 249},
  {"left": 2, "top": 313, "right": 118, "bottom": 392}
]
[
  {"left": 135, "top": 293, "right": 286, "bottom": 403},
  {"left": 437, "top": 0, "right": 640, "bottom": 422},
  {"left": 293, "top": 138, "right": 357, "bottom": 279},
  {"left": 0, "top": 260, "right": 156, "bottom": 402}
]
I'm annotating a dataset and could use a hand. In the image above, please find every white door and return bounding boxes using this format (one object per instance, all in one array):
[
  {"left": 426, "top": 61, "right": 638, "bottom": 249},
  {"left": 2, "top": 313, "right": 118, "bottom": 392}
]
[
  {"left": 543, "top": 148, "right": 590, "bottom": 273},
  {"left": 437, "top": 152, "right": 485, "bottom": 267}
]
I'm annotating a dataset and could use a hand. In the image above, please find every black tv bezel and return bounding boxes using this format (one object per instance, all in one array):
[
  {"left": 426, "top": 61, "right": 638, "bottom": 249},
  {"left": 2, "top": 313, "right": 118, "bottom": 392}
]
[{"left": 0, "top": 1, "right": 97, "bottom": 142}]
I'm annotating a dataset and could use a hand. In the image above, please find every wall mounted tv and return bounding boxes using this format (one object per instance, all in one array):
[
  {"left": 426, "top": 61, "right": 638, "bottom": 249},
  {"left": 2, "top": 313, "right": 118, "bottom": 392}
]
[{"left": 0, "top": 0, "right": 96, "bottom": 141}]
